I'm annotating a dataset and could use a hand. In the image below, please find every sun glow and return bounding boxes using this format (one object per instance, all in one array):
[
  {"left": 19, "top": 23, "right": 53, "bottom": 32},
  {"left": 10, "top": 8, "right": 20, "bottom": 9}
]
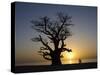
[
  {"left": 67, "top": 52, "right": 74, "bottom": 59},
  {"left": 61, "top": 51, "right": 75, "bottom": 64},
  {"left": 63, "top": 51, "right": 74, "bottom": 60}
]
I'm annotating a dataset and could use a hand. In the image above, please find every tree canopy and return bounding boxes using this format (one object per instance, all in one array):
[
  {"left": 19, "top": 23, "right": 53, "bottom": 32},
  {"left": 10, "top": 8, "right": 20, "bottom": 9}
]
[{"left": 31, "top": 12, "right": 73, "bottom": 65}]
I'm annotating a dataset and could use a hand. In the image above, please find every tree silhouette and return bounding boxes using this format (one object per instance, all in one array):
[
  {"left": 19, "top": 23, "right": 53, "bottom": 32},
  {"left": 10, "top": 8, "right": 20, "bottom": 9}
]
[{"left": 31, "top": 12, "right": 73, "bottom": 65}]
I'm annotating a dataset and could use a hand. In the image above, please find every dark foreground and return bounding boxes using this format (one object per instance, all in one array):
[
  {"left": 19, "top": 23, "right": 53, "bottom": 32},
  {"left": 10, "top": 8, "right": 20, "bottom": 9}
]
[{"left": 13, "top": 62, "right": 97, "bottom": 73}]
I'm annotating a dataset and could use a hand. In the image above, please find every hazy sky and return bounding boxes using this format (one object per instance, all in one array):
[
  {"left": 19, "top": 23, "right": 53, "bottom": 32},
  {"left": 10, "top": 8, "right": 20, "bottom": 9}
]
[{"left": 15, "top": 2, "right": 97, "bottom": 65}]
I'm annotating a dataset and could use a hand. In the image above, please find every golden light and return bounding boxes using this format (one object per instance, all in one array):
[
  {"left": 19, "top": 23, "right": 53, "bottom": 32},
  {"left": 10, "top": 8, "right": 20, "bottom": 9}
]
[
  {"left": 61, "top": 51, "right": 75, "bottom": 64},
  {"left": 67, "top": 52, "right": 74, "bottom": 59},
  {"left": 69, "top": 59, "right": 73, "bottom": 64},
  {"left": 62, "top": 51, "right": 74, "bottom": 59}
]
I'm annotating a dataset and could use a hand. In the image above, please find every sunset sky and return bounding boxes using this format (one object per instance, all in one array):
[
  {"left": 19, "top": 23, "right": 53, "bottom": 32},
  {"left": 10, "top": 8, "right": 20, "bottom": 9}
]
[{"left": 15, "top": 2, "right": 97, "bottom": 65}]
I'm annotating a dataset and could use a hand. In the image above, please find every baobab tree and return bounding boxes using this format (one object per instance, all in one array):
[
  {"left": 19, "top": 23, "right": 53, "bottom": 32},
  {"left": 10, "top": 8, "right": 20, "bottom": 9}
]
[{"left": 31, "top": 12, "right": 73, "bottom": 65}]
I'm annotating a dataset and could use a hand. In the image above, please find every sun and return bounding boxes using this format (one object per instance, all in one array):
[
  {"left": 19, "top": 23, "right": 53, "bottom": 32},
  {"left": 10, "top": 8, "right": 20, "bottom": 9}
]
[
  {"left": 62, "top": 51, "right": 74, "bottom": 60},
  {"left": 67, "top": 52, "right": 74, "bottom": 59},
  {"left": 61, "top": 51, "right": 75, "bottom": 64}
]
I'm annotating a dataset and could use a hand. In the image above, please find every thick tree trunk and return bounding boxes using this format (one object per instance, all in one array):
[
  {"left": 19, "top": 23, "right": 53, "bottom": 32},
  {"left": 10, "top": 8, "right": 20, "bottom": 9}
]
[{"left": 51, "top": 51, "right": 62, "bottom": 65}]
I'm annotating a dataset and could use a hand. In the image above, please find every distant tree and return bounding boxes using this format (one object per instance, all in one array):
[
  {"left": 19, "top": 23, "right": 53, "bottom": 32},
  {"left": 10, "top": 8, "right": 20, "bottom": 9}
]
[{"left": 31, "top": 12, "right": 73, "bottom": 65}]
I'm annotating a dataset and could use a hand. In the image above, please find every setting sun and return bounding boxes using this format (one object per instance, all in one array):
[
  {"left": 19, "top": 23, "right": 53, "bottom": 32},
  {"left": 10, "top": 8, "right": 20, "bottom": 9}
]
[
  {"left": 67, "top": 52, "right": 74, "bottom": 59},
  {"left": 61, "top": 51, "right": 76, "bottom": 64},
  {"left": 61, "top": 51, "right": 75, "bottom": 60}
]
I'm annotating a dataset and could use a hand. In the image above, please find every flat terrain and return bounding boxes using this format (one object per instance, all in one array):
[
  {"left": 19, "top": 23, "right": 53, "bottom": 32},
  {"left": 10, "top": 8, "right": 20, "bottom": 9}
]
[{"left": 14, "top": 62, "right": 97, "bottom": 73}]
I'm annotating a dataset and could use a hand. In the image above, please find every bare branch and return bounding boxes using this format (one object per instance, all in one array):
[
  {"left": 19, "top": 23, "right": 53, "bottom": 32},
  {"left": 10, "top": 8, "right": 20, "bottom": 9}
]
[
  {"left": 40, "top": 47, "right": 48, "bottom": 51},
  {"left": 31, "top": 37, "right": 40, "bottom": 42},
  {"left": 39, "top": 35, "right": 53, "bottom": 52},
  {"left": 62, "top": 48, "right": 72, "bottom": 52},
  {"left": 43, "top": 54, "right": 52, "bottom": 60},
  {"left": 42, "top": 52, "right": 52, "bottom": 60},
  {"left": 59, "top": 39, "right": 72, "bottom": 52}
]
